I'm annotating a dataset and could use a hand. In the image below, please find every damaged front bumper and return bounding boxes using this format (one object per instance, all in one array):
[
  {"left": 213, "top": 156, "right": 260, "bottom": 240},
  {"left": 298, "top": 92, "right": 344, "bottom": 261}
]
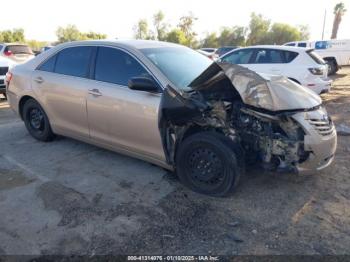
[{"left": 292, "top": 108, "right": 337, "bottom": 173}]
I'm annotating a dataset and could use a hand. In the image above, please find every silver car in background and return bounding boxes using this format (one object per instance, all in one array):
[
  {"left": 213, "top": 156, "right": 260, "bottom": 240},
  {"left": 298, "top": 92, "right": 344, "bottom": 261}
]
[{"left": 6, "top": 40, "right": 337, "bottom": 196}]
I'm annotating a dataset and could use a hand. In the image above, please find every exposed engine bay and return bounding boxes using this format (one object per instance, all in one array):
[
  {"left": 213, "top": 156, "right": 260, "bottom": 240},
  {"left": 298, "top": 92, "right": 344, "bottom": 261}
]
[{"left": 159, "top": 63, "right": 326, "bottom": 173}]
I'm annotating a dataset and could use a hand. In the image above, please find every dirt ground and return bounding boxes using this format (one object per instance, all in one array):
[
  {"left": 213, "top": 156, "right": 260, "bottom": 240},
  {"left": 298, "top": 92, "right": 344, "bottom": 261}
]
[{"left": 0, "top": 67, "right": 349, "bottom": 255}]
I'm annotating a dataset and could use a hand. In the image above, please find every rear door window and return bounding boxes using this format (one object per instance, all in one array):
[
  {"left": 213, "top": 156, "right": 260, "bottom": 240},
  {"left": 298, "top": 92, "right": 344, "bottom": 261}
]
[
  {"left": 297, "top": 42, "right": 307, "bottom": 47},
  {"left": 252, "top": 49, "right": 298, "bottom": 64},
  {"left": 94, "top": 47, "right": 149, "bottom": 86},
  {"left": 252, "top": 49, "right": 284, "bottom": 64},
  {"left": 54, "top": 46, "right": 93, "bottom": 78},
  {"left": 282, "top": 51, "right": 298, "bottom": 63},
  {"left": 221, "top": 49, "right": 254, "bottom": 64}
]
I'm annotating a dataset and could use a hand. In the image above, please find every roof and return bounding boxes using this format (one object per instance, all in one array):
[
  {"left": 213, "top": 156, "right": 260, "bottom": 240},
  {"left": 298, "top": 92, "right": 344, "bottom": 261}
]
[
  {"left": 239, "top": 45, "right": 312, "bottom": 52},
  {"left": 55, "top": 39, "right": 183, "bottom": 51}
]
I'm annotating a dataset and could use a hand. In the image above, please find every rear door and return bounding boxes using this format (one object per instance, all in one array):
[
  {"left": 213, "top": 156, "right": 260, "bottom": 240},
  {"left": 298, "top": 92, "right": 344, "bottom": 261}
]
[
  {"left": 85, "top": 46, "right": 165, "bottom": 160},
  {"left": 32, "top": 46, "right": 93, "bottom": 138}
]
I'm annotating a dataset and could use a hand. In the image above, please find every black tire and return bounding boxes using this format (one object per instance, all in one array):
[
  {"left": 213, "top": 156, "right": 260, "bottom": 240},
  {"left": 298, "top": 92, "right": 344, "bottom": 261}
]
[
  {"left": 327, "top": 60, "right": 338, "bottom": 75},
  {"left": 175, "top": 131, "right": 243, "bottom": 197},
  {"left": 2, "top": 93, "right": 7, "bottom": 100},
  {"left": 23, "top": 99, "right": 55, "bottom": 142}
]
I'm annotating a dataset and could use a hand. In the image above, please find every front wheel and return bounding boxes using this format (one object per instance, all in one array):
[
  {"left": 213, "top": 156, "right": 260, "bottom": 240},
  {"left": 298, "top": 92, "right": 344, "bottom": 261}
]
[
  {"left": 23, "top": 99, "right": 55, "bottom": 142},
  {"left": 175, "top": 132, "right": 242, "bottom": 197}
]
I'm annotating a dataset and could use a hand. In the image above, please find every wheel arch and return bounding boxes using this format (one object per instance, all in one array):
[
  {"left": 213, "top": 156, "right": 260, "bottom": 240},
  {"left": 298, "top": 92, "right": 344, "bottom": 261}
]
[
  {"left": 323, "top": 56, "right": 338, "bottom": 65},
  {"left": 18, "top": 95, "right": 41, "bottom": 120}
]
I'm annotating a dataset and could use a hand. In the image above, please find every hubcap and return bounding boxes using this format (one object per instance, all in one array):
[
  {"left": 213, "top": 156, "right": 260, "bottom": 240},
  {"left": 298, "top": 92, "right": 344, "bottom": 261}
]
[
  {"left": 187, "top": 147, "right": 224, "bottom": 187},
  {"left": 29, "top": 108, "right": 44, "bottom": 131}
]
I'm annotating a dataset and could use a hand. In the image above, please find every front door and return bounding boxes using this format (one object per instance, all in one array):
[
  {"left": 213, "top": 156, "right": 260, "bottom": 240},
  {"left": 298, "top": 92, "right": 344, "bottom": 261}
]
[{"left": 86, "top": 47, "right": 165, "bottom": 160}]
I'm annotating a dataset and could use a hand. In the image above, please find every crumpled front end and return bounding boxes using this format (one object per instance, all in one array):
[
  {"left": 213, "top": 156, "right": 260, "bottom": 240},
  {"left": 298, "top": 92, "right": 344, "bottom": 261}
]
[
  {"left": 291, "top": 107, "right": 337, "bottom": 172},
  {"left": 159, "top": 62, "right": 337, "bottom": 173}
]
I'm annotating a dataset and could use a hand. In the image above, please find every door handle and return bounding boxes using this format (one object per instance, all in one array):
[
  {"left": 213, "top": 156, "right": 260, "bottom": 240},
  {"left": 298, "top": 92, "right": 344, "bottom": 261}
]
[
  {"left": 34, "top": 76, "right": 44, "bottom": 84},
  {"left": 270, "top": 68, "right": 281, "bottom": 72},
  {"left": 88, "top": 88, "right": 102, "bottom": 97}
]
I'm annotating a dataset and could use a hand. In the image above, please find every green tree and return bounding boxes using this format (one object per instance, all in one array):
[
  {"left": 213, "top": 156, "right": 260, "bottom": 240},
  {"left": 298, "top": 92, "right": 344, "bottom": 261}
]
[
  {"left": 267, "top": 23, "right": 302, "bottom": 45},
  {"left": 56, "top": 24, "right": 82, "bottom": 43},
  {"left": 247, "top": 13, "right": 270, "bottom": 45},
  {"left": 298, "top": 25, "right": 310, "bottom": 40},
  {"left": 0, "top": 28, "right": 25, "bottom": 43},
  {"left": 133, "top": 19, "right": 153, "bottom": 40},
  {"left": 331, "top": 2, "right": 347, "bottom": 39},
  {"left": 201, "top": 32, "right": 219, "bottom": 47},
  {"left": 178, "top": 13, "right": 198, "bottom": 47},
  {"left": 84, "top": 31, "right": 107, "bottom": 40},
  {"left": 153, "top": 11, "right": 168, "bottom": 41},
  {"left": 26, "top": 40, "right": 49, "bottom": 51},
  {"left": 218, "top": 26, "right": 247, "bottom": 46},
  {"left": 165, "top": 29, "right": 187, "bottom": 45},
  {"left": 56, "top": 25, "right": 107, "bottom": 43}
]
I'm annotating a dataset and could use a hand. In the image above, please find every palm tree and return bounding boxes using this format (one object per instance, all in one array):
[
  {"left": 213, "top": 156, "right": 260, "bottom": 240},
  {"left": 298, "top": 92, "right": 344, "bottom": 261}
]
[{"left": 331, "top": 2, "right": 347, "bottom": 39}]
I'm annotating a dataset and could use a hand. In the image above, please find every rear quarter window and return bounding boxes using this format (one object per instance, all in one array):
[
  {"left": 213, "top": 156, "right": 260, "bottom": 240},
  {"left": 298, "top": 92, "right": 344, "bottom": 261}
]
[{"left": 37, "top": 55, "right": 57, "bottom": 72}]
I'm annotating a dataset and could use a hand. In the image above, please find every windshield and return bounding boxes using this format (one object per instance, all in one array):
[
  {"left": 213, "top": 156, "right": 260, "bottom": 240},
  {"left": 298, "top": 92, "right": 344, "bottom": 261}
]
[{"left": 140, "top": 46, "right": 212, "bottom": 90}]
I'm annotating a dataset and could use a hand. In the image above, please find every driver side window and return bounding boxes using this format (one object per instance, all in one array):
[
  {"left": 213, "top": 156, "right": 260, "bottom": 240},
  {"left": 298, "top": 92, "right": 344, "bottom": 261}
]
[{"left": 94, "top": 47, "right": 150, "bottom": 86}]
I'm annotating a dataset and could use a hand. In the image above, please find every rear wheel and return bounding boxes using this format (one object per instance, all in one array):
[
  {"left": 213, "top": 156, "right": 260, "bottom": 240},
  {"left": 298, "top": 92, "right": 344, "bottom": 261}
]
[
  {"left": 327, "top": 60, "right": 338, "bottom": 75},
  {"left": 23, "top": 99, "right": 55, "bottom": 141},
  {"left": 175, "top": 132, "right": 242, "bottom": 197}
]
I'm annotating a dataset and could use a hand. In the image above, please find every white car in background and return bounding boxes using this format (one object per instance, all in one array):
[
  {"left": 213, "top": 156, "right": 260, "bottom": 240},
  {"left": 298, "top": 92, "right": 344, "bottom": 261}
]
[
  {"left": 0, "top": 56, "right": 15, "bottom": 99},
  {"left": 197, "top": 48, "right": 217, "bottom": 60},
  {"left": 219, "top": 45, "right": 331, "bottom": 94}
]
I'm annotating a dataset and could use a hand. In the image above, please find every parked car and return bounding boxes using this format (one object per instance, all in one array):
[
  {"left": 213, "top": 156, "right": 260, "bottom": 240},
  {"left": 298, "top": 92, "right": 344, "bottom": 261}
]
[
  {"left": 0, "top": 56, "right": 14, "bottom": 99},
  {"left": 219, "top": 45, "right": 331, "bottom": 94},
  {"left": 215, "top": 46, "right": 239, "bottom": 57},
  {"left": 200, "top": 47, "right": 217, "bottom": 53},
  {"left": 0, "top": 43, "right": 35, "bottom": 64},
  {"left": 284, "top": 39, "right": 350, "bottom": 75},
  {"left": 40, "top": 46, "right": 53, "bottom": 53},
  {"left": 197, "top": 49, "right": 217, "bottom": 60},
  {"left": 6, "top": 40, "right": 337, "bottom": 196}
]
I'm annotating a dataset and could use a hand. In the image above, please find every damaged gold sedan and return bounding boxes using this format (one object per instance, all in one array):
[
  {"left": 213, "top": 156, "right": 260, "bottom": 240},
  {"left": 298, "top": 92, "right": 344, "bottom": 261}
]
[{"left": 7, "top": 40, "right": 337, "bottom": 196}]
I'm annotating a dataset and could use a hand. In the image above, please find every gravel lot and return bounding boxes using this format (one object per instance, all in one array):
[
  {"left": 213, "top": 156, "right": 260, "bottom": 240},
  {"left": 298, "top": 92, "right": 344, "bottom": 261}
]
[{"left": 0, "top": 67, "right": 349, "bottom": 255}]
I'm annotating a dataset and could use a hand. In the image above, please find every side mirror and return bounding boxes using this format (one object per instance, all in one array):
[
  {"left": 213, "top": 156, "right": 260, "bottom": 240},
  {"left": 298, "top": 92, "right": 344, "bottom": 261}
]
[{"left": 128, "top": 77, "right": 158, "bottom": 92}]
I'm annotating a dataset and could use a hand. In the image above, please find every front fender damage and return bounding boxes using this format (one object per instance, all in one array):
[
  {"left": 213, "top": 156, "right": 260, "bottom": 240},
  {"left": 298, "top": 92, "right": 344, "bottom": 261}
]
[{"left": 159, "top": 63, "right": 322, "bottom": 173}]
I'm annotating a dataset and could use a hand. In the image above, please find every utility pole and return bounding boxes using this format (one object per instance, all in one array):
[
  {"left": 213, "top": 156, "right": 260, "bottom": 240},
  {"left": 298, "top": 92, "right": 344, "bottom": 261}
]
[{"left": 322, "top": 9, "right": 327, "bottom": 40}]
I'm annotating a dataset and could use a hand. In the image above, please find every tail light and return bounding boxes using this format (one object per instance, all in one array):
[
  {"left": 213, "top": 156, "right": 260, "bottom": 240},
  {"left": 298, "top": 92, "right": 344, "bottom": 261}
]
[
  {"left": 308, "top": 67, "right": 324, "bottom": 75},
  {"left": 5, "top": 72, "right": 12, "bottom": 85},
  {"left": 4, "top": 50, "right": 12, "bottom": 56}
]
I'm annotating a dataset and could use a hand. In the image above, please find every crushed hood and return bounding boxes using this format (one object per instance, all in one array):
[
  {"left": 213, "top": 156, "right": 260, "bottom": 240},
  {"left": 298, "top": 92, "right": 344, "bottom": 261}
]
[{"left": 189, "top": 63, "right": 322, "bottom": 112}]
